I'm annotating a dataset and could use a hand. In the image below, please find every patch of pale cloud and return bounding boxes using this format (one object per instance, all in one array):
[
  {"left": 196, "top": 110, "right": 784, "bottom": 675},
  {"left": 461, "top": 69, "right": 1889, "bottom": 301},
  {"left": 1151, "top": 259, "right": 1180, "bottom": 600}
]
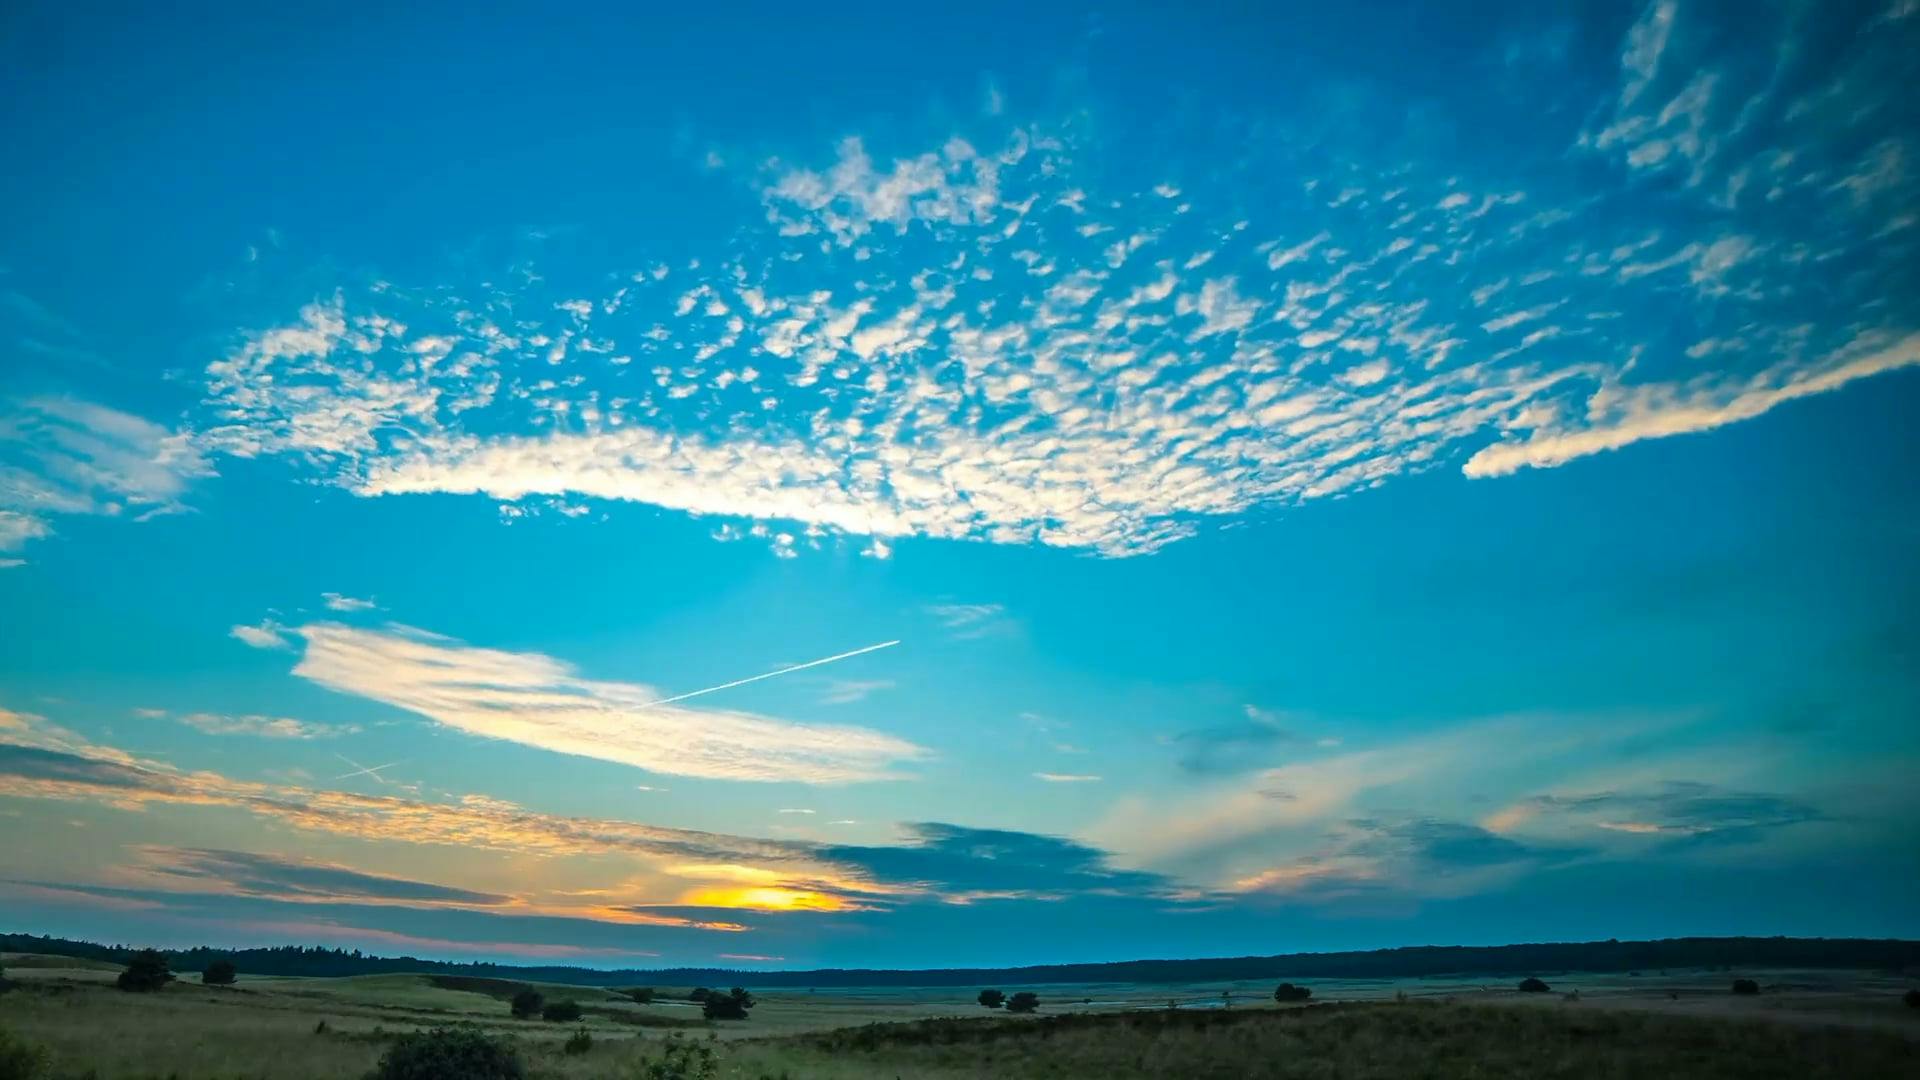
[
  {"left": 322, "top": 592, "right": 379, "bottom": 613},
  {"left": 1464, "top": 331, "right": 1920, "bottom": 477},
  {"left": 287, "top": 621, "right": 926, "bottom": 784},
  {"left": 230, "top": 620, "right": 292, "bottom": 650},
  {"left": 0, "top": 396, "right": 213, "bottom": 554},
  {"left": 175, "top": 713, "right": 356, "bottom": 740}
]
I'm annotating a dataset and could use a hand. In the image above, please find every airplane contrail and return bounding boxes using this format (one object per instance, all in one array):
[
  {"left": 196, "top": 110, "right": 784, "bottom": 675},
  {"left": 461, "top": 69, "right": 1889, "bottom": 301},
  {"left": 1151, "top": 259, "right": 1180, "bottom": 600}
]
[
  {"left": 333, "top": 753, "right": 403, "bottom": 783},
  {"left": 633, "top": 639, "right": 901, "bottom": 711}
]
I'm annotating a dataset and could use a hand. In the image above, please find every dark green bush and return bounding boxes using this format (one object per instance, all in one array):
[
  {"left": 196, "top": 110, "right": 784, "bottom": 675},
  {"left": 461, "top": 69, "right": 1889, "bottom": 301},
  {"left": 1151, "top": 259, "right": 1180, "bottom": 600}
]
[
  {"left": 0, "top": 1027, "right": 51, "bottom": 1080},
  {"left": 1517, "top": 977, "right": 1551, "bottom": 993},
  {"left": 1273, "top": 982, "right": 1312, "bottom": 1003},
  {"left": 541, "top": 1000, "right": 583, "bottom": 1023},
  {"left": 688, "top": 987, "right": 713, "bottom": 1002},
  {"left": 116, "top": 949, "right": 175, "bottom": 992},
  {"left": 201, "top": 960, "right": 237, "bottom": 985},
  {"left": 626, "top": 987, "right": 655, "bottom": 1004},
  {"left": 1731, "top": 978, "right": 1760, "bottom": 995},
  {"left": 1905, "top": 988, "right": 1920, "bottom": 1009},
  {"left": 509, "top": 989, "right": 543, "bottom": 1019},
  {"left": 563, "top": 1027, "right": 592, "bottom": 1055},
  {"left": 977, "top": 989, "right": 1005, "bottom": 1009},
  {"left": 1007, "top": 991, "right": 1040, "bottom": 1013},
  {"left": 701, "top": 987, "right": 754, "bottom": 1021},
  {"left": 635, "top": 1034, "right": 716, "bottom": 1080},
  {"left": 367, "top": 1026, "right": 524, "bottom": 1080}
]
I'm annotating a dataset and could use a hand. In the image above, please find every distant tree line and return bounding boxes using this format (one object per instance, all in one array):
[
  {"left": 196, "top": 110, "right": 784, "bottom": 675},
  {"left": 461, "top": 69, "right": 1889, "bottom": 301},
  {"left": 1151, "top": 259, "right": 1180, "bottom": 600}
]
[{"left": 5, "top": 931, "right": 1915, "bottom": 988}]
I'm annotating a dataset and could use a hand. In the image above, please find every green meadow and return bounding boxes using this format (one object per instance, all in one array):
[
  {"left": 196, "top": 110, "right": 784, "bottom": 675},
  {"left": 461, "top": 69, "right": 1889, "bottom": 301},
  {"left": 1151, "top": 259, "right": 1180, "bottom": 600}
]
[{"left": 3, "top": 953, "right": 1916, "bottom": 1078}]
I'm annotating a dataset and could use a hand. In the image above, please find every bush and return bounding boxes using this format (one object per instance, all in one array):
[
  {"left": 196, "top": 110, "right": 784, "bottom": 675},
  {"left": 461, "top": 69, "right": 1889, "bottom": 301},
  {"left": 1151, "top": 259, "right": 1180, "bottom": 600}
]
[
  {"left": 977, "top": 989, "right": 1005, "bottom": 1009},
  {"left": 1905, "top": 989, "right": 1920, "bottom": 1009},
  {"left": 1731, "top": 979, "right": 1760, "bottom": 996},
  {"left": 367, "top": 1026, "right": 524, "bottom": 1080},
  {"left": 1273, "top": 982, "right": 1312, "bottom": 1003},
  {"left": 509, "top": 989, "right": 543, "bottom": 1019},
  {"left": 627, "top": 987, "right": 655, "bottom": 1004},
  {"left": 314, "top": 1020, "right": 331, "bottom": 1035},
  {"left": 116, "top": 948, "right": 175, "bottom": 992},
  {"left": 0, "top": 1027, "right": 51, "bottom": 1080},
  {"left": 541, "top": 1000, "right": 583, "bottom": 1023},
  {"left": 563, "top": 1027, "right": 593, "bottom": 1055},
  {"left": 1007, "top": 991, "right": 1040, "bottom": 1014},
  {"left": 201, "top": 960, "right": 237, "bottom": 985},
  {"left": 635, "top": 1034, "right": 717, "bottom": 1080},
  {"left": 702, "top": 987, "right": 755, "bottom": 1021},
  {"left": 1517, "top": 977, "right": 1551, "bottom": 993},
  {"left": 688, "top": 987, "right": 713, "bottom": 1002}
]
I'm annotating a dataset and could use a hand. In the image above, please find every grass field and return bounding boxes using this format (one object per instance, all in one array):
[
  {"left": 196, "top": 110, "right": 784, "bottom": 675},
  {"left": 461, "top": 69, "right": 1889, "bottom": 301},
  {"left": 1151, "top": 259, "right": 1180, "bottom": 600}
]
[{"left": 2, "top": 954, "right": 1915, "bottom": 1078}]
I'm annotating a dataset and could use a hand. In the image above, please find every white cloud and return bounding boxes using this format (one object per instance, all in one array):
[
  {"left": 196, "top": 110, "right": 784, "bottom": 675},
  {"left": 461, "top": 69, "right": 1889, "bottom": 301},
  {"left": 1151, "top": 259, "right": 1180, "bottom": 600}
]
[
  {"left": 0, "top": 396, "right": 212, "bottom": 554},
  {"left": 230, "top": 620, "right": 292, "bottom": 650},
  {"left": 322, "top": 592, "right": 379, "bottom": 613},
  {"left": 1464, "top": 331, "right": 1920, "bottom": 477},
  {"left": 287, "top": 621, "right": 927, "bottom": 783},
  {"left": 1034, "top": 772, "right": 1102, "bottom": 783},
  {"left": 176, "top": 713, "right": 356, "bottom": 740}
]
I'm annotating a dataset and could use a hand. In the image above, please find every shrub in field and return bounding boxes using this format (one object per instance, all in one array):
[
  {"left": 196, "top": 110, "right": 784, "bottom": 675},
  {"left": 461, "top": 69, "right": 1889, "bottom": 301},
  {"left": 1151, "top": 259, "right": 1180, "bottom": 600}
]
[
  {"left": 1517, "top": 977, "right": 1551, "bottom": 993},
  {"left": 627, "top": 987, "right": 655, "bottom": 1004},
  {"left": 201, "top": 959, "right": 237, "bottom": 985},
  {"left": 510, "top": 989, "right": 544, "bottom": 1019},
  {"left": 116, "top": 948, "right": 174, "bottom": 992},
  {"left": 563, "top": 1027, "right": 593, "bottom": 1055},
  {"left": 634, "top": 1034, "right": 717, "bottom": 1080},
  {"left": 1905, "top": 989, "right": 1920, "bottom": 1009},
  {"left": 368, "top": 1026, "right": 524, "bottom": 1080},
  {"left": 1731, "top": 979, "right": 1760, "bottom": 996},
  {"left": 542, "top": 1000, "right": 584, "bottom": 1023},
  {"left": 1273, "top": 983, "right": 1312, "bottom": 1003},
  {"left": 314, "top": 1020, "right": 331, "bottom": 1035},
  {"left": 702, "top": 987, "right": 754, "bottom": 1020},
  {"left": 977, "top": 989, "right": 1005, "bottom": 1009},
  {"left": 688, "top": 987, "right": 713, "bottom": 1002},
  {"left": 0, "top": 1027, "right": 51, "bottom": 1080},
  {"left": 1006, "top": 991, "right": 1040, "bottom": 1014}
]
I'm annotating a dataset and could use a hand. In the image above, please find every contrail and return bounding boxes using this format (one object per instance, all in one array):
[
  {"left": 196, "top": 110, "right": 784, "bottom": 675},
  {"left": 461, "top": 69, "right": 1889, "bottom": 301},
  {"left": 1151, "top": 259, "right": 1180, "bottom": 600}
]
[
  {"left": 333, "top": 753, "right": 403, "bottom": 783},
  {"left": 634, "top": 640, "right": 901, "bottom": 711}
]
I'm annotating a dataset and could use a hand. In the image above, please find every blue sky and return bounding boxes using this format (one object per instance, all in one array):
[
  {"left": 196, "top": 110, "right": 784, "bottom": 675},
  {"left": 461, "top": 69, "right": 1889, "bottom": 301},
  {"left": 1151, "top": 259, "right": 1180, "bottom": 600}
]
[{"left": 1, "top": 0, "right": 1916, "bottom": 968}]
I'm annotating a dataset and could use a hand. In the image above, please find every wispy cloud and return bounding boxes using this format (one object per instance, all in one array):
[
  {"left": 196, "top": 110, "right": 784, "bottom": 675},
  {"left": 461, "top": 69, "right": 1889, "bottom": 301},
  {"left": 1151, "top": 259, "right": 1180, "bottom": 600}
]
[
  {"left": 925, "top": 603, "right": 1010, "bottom": 639},
  {"left": 229, "top": 620, "right": 291, "bottom": 650},
  {"left": 189, "top": 17, "right": 1916, "bottom": 558},
  {"left": 322, "top": 592, "right": 379, "bottom": 613},
  {"left": 176, "top": 713, "right": 357, "bottom": 740},
  {"left": 287, "top": 621, "right": 925, "bottom": 783},
  {"left": 0, "top": 396, "right": 212, "bottom": 555},
  {"left": 1033, "top": 772, "right": 1102, "bottom": 783}
]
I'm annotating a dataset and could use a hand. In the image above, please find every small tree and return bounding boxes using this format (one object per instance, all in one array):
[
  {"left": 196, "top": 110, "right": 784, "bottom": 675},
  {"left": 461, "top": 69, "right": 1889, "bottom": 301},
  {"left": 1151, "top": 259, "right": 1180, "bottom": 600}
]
[
  {"left": 977, "top": 988, "right": 1006, "bottom": 1009},
  {"left": 688, "top": 987, "right": 713, "bottom": 1002},
  {"left": 1007, "top": 991, "right": 1040, "bottom": 1014},
  {"left": 627, "top": 987, "right": 655, "bottom": 1004},
  {"left": 1731, "top": 978, "right": 1760, "bottom": 996},
  {"left": 201, "top": 960, "right": 237, "bottom": 986},
  {"left": 1273, "top": 982, "right": 1312, "bottom": 1003},
  {"left": 563, "top": 1027, "right": 593, "bottom": 1055},
  {"left": 543, "top": 1000, "right": 584, "bottom": 1022},
  {"left": 510, "top": 989, "right": 544, "bottom": 1019},
  {"left": 370, "top": 1026, "right": 524, "bottom": 1080},
  {"left": 116, "top": 949, "right": 175, "bottom": 992},
  {"left": 1517, "top": 977, "right": 1551, "bottom": 993},
  {"left": 701, "top": 986, "right": 755, "bottom": 1021}
]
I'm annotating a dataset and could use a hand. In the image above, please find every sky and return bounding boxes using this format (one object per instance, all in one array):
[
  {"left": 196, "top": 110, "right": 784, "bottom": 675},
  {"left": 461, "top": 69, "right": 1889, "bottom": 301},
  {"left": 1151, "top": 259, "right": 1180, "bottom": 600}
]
[{"left": 1, "top": 0, "right": 1917, "bottom": 970}]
